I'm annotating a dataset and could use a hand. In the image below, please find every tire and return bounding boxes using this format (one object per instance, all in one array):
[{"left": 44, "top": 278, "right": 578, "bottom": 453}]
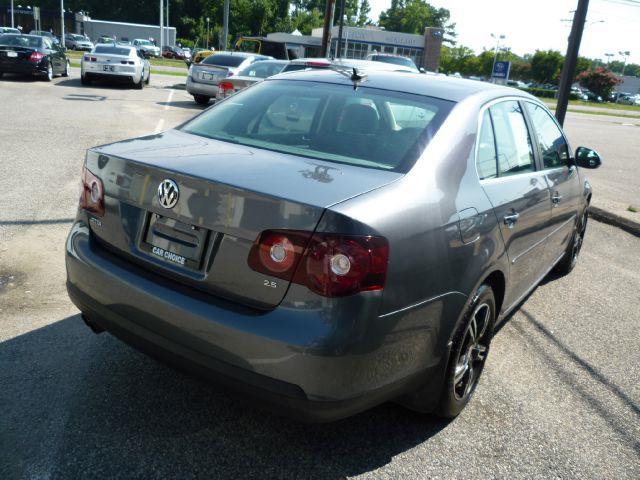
[
  {"left": 193, "top": 94, "right": 210, "bottom": 105},
  {"left": 80, "top": 74, "right": 91, "bottom": 85},
  {"left": 132, "top": 74, "right": 144, "bottom": 90},
  {"left": 436, "top": 284, "right": 496, "bottom": 418},
  {"left": 62, "top": 60, "right": 70, "bottom": 77},
  {"left": 555, "top": 207, "right": 588, "bottom": 275},
  {"left": 43, "top": 62, "right": 53, "bottom": 82},
  {"left": 145, "top": 70, "right": 150, "bottom": 85}
]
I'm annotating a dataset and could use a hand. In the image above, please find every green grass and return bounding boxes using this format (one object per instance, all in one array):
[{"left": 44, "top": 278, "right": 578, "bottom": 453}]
[
  {"left": 543, "top": 98, "right": 640, "bottom": 113},
  {"left": 628, "top": 206, "right": 639, "bottom": 213},
  {"left": 565, "top": 108, "right": 640, "bottom": 120},
  {"left": 66, "top": 50, "right": 187, "bottom": 69}
]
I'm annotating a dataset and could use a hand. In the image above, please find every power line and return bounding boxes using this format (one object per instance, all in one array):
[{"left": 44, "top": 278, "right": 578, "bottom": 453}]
[{"left": 599, "top": 0, "right": 640, "bottom": 7}]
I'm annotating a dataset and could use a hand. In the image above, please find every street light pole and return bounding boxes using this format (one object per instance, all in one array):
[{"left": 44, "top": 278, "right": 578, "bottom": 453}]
[
  {"left": 10, "top": 0, "right": 14, "bottom": 28},
  {"left": 159, "top": 0, "right": 163, "bottom": 52},
  {"left": 60, "top": 0, "right": 65, "bottom": 48},
  {"left": 555, "top": 0, "right": 590, "bottom": 126},
  {"left": 206, "top": 17, "right": 210, "bottom": 49}
]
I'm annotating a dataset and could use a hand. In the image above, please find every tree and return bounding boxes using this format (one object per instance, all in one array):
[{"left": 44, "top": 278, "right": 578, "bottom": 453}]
[
  {"left": 378, "top": 0, "right": 455, "bottom": 41},
  {"left": 576, "top": 67, "right": 622, "bottom": 98},
  {"left": 357, "top": 0, "right": 372, "bottom": 27},
  {"left": 530, "top": 50, "right": 564, "bottom": 84}
]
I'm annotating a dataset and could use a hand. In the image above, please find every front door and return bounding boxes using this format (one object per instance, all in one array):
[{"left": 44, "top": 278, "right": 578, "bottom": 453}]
[
  {"left": 477, "top": 100, "right": 552, "bottom": 308},
  {"left": 524, "top": 102, "right": 582, "bottom": 264}
]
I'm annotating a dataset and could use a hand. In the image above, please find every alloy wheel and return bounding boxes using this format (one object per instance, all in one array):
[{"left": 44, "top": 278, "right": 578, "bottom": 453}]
[
  {"left": 453, "top": 303, "right": 491, "bottom": 401},
  {"left": 46, "top": 63, "right": 53, "bottom": 81}
]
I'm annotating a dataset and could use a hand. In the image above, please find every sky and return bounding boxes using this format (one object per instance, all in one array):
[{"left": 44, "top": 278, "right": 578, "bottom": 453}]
[{"left": 368, "top": 0, "right": 640, "bottom": 64}]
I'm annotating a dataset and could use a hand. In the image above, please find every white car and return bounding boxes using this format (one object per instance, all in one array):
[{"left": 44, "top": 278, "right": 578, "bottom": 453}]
[
  {"left": 132, "top": 38, "right": 161, "bottom": 58},
  {"left": 81, "top": 44, "right": 150, "bottom": 89}
]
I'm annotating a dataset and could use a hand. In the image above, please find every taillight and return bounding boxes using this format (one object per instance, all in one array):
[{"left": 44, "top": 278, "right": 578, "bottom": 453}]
[
  {"left": 79, "top": 166, "right": 105, "bottom": 217},
  {"left": 248, "top": 230, "right": 389, "bottom": 297},
  {"left": 90, "top": 57, "right": 97, "bottom": 62},
  {"left": 120, "top": 60, "right": 134, "bottom": 65},
  {"left": 219, "top": 81, "right": 234, "bottom": 96},
  {"left": 28, "top": 51, "right": 45, "bottom": 62}
]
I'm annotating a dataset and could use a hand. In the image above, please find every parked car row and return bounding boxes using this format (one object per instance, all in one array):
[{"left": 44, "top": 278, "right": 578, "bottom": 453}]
[{"left": 186, "top": 53, "right": 421, "bottom": 105}]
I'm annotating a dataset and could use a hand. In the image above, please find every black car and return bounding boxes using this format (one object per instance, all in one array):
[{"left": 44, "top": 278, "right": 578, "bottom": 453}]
[{"left": 0, "top": 34, "right": 69, "bottom": 80}]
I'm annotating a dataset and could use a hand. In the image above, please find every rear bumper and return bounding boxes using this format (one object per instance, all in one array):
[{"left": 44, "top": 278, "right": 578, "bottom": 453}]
[
  {"left": 0, "top": 60, "right": 46, "bottom": 75},
  {"left": 65, "top": 220, "right": 454, "bottom": 420},
  {"left": 186, "top": 75, "right": 218, "bottom": 97}
]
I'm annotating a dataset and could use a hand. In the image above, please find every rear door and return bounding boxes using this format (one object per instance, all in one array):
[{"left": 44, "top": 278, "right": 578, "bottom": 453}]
[
  {"left": 524, "top": 101, "right": 582, "bottom": 264},
  {"left": 478, "top": 99, "right": 552, "bottom": 307}
]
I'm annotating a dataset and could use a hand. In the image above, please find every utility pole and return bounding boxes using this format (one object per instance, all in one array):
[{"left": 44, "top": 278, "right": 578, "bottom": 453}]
[
  {"left": 320, "top": 0, "right": 336, "bottom": 58},
  {"left": 336, "top": 0, "right": 345, "bottom": 58},
  {"left": 555, "top": 0, "right": 589, "bottom": 126},
  {"left": 223, "top": 0, "right": 229, "bottom": 50},
  {"left": 10, "top": 0, "right": 14, "bottom": 28},
  {"left": 60, "top": 0, "right": 65, "bottom": 48}
]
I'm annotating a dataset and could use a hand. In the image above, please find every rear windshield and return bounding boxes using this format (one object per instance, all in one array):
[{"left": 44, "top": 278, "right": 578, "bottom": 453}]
[
  {"left": 202, "top": 54, "right": 247, "bottom": 67},
  {"left": 94, "top": 45, "right": 133, "bottom": 56},
  {"left": 237, "top": 61, "right": 286, "bottom": 78},
  {"left": 180, "top": 80, "right": 454, "bottom": 172},
  {"left": 369, "top": 55, "right": 416, "bottom": 68},
  {"left": 282, "top": 63, "right": 330, "bottom": 72},
  {"left": 0, "top": 34, "right": 42, "bottom": 48}
]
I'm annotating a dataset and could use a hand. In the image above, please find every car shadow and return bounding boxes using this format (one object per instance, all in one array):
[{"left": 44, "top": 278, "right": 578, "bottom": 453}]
[
  {"left": 1, "top": 314, "right": 451, "bottom": 478},
  {"left": 0, "top": 73, "right": 43, "bottom": 83},
  {"left": 157, "top": 100, "right": 207, "bottom": 110},
  {"left": 55, "top": 78, "right": 136, "bottom": 90}
]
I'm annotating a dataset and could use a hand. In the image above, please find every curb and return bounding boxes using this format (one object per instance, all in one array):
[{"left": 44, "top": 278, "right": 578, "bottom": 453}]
[{"left": 589, "top": 206, "right": 640, "bottom": 238}]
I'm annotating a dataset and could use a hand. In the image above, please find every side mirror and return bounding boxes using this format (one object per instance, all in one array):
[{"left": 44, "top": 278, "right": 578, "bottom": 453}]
[{"left": 575, "top": 146, "right": 602, "bottom": 169}]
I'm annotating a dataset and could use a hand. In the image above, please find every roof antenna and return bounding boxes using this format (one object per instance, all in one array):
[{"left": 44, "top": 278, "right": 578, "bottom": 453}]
[{"left": 350, "top": 67, "right": 367, "bottom": 91}]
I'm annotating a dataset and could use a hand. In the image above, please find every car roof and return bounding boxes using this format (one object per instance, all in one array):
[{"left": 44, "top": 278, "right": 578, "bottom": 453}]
[
  {"left": 269, "top": 68, "right": 527, "bottom": 103},
  {"left": 210, "top": 51, "right": 262, "bottom": 58},
  {"left": 1, "top": 33, "right": 42, "bottom": 40}
]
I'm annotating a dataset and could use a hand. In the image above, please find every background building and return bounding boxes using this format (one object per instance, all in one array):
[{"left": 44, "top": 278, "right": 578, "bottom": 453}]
[{"left": 266, "top": 25, "right": 443, "bottom": 70}]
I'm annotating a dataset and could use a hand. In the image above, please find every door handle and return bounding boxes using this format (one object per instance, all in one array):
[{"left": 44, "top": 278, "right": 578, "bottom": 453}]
[
  {"left": 503, "top": 213, "right": 520, "bottom": 228},
  {"left": 551, "top": 193, "right": 563, "bottom": 205}
]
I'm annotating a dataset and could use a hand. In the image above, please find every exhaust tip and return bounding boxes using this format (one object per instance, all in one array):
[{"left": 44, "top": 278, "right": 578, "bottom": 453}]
[{"left": 82, "top": 313, "right": 105, "bottom": 334}]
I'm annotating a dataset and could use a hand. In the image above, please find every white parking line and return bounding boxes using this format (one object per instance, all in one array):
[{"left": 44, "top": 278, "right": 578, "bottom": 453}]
[{"left": 153, "top": 89, "right": 174, "bottom": 133}]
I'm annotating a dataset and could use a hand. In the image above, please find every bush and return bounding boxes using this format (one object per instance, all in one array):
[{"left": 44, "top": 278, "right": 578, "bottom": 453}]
[
  {"left": 517, "top": 87, "right": 579, "bottom": 100},
  {"left": 176, "top": 37, "right": 195, "bottom": 48}
]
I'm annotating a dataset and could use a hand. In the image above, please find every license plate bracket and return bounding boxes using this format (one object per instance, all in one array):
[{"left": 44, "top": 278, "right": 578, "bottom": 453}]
[{"left": 140, "top": 213, "right": 210, "bottom": 270}]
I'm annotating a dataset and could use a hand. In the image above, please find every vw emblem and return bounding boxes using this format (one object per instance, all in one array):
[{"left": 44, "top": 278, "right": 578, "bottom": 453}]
[{"left": 157, "top": 179, "right": 179, "bottom": 209}]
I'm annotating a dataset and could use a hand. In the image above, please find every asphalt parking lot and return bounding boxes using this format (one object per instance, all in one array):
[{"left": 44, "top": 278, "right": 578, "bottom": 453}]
[{"left": 1, "top": 70, "right": 639, "bottom": 479}]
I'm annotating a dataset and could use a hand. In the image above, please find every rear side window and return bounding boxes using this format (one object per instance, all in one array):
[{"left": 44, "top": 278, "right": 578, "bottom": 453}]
[
  {"left": 95, "top": 46, "right": 133, "bottom": 56},
  {"left": 525, "top": 102, "right": 570, "bottom": 169},
  {"left": 489, "top": 101, "right": 535, "bottom": 177},
  {"left": 238, "top": 62, "right": 285, "bottom": 78},
  {"left": 476, "top": 110, "right": 498, "bottom": 180},
  {"left": 202, "top": 54, "right": 247, "bottom": 67}
]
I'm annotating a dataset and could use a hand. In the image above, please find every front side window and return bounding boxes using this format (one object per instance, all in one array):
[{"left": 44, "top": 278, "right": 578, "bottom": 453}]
[
  {"left": 525, "top": 102, "right": 570, "bottom": 169},
  {"left": 489, "top": 101, "right": 535, "bottom": 177},
  {"left": 181, "top": 80, "right": 454, "bottom": 172}
]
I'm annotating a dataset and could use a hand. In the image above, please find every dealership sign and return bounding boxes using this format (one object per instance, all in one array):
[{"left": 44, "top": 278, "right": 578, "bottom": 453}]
[{"left": 492, "top": 61, "right": 511, "bottom": 79}]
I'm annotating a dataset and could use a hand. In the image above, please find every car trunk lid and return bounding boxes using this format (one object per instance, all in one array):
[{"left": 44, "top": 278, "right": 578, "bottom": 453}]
[{"left": 85, "top": 129, "right": 401, "bottom": 309}]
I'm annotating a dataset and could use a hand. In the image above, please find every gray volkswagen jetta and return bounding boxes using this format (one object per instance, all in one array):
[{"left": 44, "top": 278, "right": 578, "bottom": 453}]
[{"left": 65, "top": 69, "right": 601, "bottom": 421}]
